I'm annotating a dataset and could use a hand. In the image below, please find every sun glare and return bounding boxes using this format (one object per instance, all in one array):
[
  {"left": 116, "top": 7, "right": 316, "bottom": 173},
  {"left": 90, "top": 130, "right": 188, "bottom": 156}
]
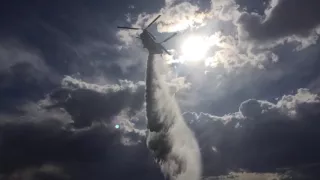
[{"left": 181, "top": 36, "right": 210, "bottom": 62}]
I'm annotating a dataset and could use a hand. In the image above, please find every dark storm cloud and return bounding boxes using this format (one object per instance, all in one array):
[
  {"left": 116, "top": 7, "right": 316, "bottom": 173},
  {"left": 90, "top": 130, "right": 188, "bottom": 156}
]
[
  {"left": 46, "top": 76, "right": 145, "bottom": 128},
  {"left": 0, "top": 63, "right": 52, "bottom": 113},
  {"left": 0, "top": 40, "right": 60, "bottom": 114},
  {"left": 234, "top": 0, "right": 269, "bottom": 14},
  {"left": 237, "top": 0, "right": 320, "bottom": 41},
  {"left": 0, "top": 0, "right": 165, "bottom": 80},
  {"left": 0, "top": 119, "right": 164, "bottom": 180},
  {"left": 0, "top": 70, "right": 164, "bottom": 180},
  {"left": 2, "top": 165, "right": 70, "bottom": 180},
  {"left": 184, "top": 89, "right": 320, "bottom": 176}
]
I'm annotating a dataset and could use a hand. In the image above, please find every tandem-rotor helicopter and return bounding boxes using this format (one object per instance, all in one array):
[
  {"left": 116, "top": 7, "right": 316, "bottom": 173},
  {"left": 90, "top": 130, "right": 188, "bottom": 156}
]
[{"left": 117, "top": 15, "right": 178, "bottom": 55}]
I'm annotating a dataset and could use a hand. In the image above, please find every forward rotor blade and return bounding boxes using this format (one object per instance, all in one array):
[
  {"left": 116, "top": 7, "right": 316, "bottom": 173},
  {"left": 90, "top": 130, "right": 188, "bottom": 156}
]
[
  {"left": 145, "top": 15, "right": 161, "bottom": 29},
  {"left": 117, "top": 26, "right": 140, "bottom": 30},
  {"left": 161, "top": 32, "right": 178, "bottom": 43}
]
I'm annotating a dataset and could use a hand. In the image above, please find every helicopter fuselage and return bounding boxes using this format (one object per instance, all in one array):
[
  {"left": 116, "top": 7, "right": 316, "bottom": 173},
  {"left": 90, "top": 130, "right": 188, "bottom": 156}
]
[
  {"left": 117, "top": 15, "right": 174, "bottom": 55},
  {"left": 140, "top": 30, "right": 163, "bottom": 54}
]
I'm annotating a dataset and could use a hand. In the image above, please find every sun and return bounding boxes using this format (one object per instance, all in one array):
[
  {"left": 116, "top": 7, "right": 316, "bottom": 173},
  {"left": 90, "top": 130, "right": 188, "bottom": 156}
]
[{"left": 181, "top": 36, "right": 210, "bottom": 62}]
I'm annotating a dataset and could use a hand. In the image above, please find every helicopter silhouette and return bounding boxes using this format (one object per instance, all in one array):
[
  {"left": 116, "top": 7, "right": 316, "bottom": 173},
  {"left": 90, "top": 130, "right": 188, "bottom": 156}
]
[{"left": 117, "top": 15, "right": 178, "bottom": 55}]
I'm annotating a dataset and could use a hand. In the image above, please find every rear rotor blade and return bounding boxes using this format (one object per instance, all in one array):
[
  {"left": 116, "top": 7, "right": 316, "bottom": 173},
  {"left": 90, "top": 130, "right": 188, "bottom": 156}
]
[
  {"left": 161, "top": 32, "right": 178, "bottom": 43},
  {"left": 147, "top": 31, "right": 156, "bottom": 40},
  {"left": 160, "top": 44, "right": 171, "bottom": 55},
  {"left": 117, "top": 26, "right": 140, "bottom": 30},
  {"left": 145, "top": 15, "right": 161, "bottom": 29}
]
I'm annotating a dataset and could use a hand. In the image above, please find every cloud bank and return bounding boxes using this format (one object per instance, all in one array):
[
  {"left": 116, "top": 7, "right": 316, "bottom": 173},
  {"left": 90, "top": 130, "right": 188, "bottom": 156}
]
[
  {"left": 46, "top": 76, "right": 146, "bottom": 128},
  {"left": 238, "top": 0, "right": 320, "bottom": 41},
  {"left": 0, "top": 77, "right": 164, "bottom": 180},
  {"left": 184, "top": 88, "right": 320, "bottom": 177}
]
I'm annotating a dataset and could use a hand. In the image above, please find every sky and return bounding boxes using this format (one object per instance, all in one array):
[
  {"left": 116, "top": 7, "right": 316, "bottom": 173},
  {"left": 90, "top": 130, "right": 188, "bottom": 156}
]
[{"left": 1, "top": 0, "right": 320, "bottom": 179}]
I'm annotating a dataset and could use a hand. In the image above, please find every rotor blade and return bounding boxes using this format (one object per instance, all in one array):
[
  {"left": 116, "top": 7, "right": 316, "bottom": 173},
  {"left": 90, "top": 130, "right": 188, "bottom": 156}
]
[
  {"left": 159, "top": 44, "right": 171, "bottom": 55},
  {"left": 147, "top": 31, "right": 156, "bottom": 40},
  {"left": 145, "top": 15, "right": 161, "bottom": 29},
  {"left": 117, "top": 26, "right": 140, "bottom": 30},
  {"left": 161, "top": 32, "right": 178, "bottom": 43}
]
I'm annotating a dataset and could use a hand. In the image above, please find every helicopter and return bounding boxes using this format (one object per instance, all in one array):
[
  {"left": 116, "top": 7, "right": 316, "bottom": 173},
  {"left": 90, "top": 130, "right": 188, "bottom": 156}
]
[{"left": 117, "top": 15, "right": 178, "bottom": 55}]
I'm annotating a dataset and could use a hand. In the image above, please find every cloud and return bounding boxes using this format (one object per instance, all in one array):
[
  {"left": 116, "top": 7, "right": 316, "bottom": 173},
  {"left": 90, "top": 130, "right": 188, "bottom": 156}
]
[
  {"left": 0, "top": 39, "right": 48, "bottom": 72},
  {"left": 239, "top": 0, "right": 320, "bottom": 41},
  {"left": 3, "top": 164, "right": 69, "bottom": 180},
  {"left": 0, "top": 118, "right": 164, "bottom": 180},
  {"left": 0, "top": 88, "right": 162, "bottom": 178},
  {"left": 0, "top": 70, "right": 166, "bottom": 179},
  {"left": 46, "top": 76, "right": 146, "bottom": 128},
  {"left": 156, "top": 2, "right": 211, "bottom": 33},
  {"left": 276, "top": 88, "right": 320, "bottom": 118},
  {"left": 1, "top": 0, "right": 155, "bottom": 81},
  {"left": 116, "top": 0, "right": 285, "bottom": 72},
  {"left": 210, "top": 0, "right": 241, "bottom": 21},
  {"left": 40, "top": 72, "right": 191, "bottom": 130},
  {"left": 204, "top": 32, "right": 279, "bottom": 70},
  {"left": 0, "top": 39, "right": 60, "bottom": 113},
  {"left": 204, "top": 172, "right": 288, "bottom": 180},
  {"left": 117, "top": 1, "right": 212, "bottom": 45},
  {"left": 188, "top": 0, "right": 320, "bottom": 74},
  {"left": 2, "top": 85, "right": 319, "bottom": 179},
  {"left": 211, "top": 0, "right": 320, "bottom": 49},
  {"left": 184, "top": 88, "right": 320, "bottom": 176},
  {"left": 0, "top": 101, "right": 72, "bottom": 126}
]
